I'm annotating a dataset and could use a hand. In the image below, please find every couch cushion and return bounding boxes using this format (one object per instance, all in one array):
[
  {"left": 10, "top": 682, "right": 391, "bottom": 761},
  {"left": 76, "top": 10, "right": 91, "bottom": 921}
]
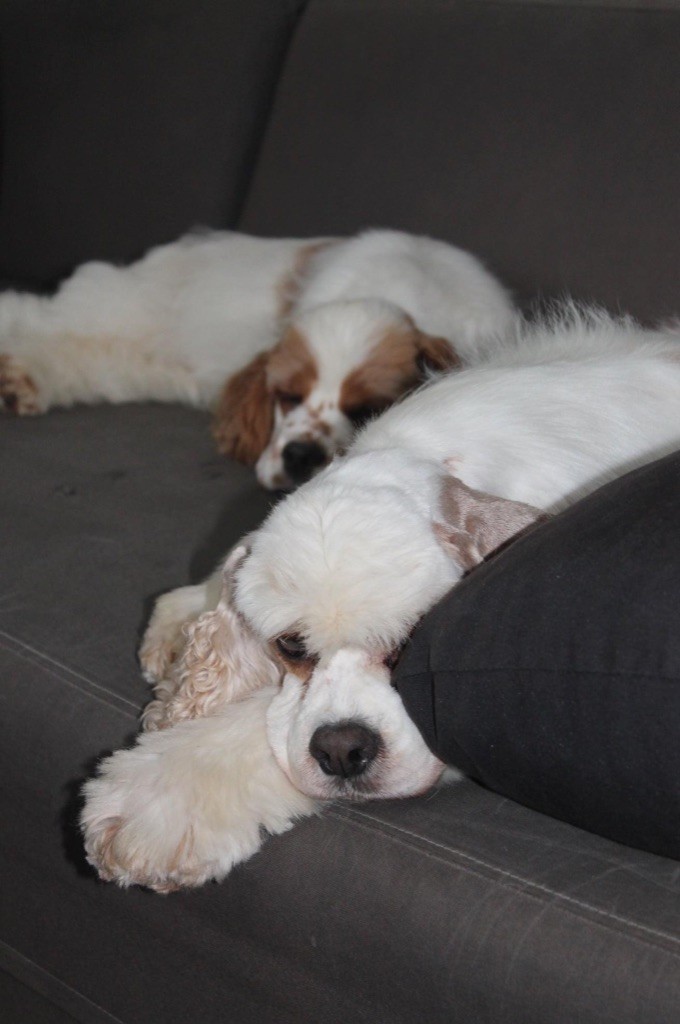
[
  {"left": 0, "top": 0, "right": 304, "bottom": 287},
  {"left": 239, "top": 0, "right": 680, "bottom": 322},
  {"left": 396, "top": 451, "right": 680, "bottom": 859}
]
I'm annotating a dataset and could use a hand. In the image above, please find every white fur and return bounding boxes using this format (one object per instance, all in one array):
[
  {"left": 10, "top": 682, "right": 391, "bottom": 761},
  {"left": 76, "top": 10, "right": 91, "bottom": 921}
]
[
  {"left": 266, "top": 649, "right": 448, "bottom": 801},
  {"left": 81, "top": 687, "right": 316, "bottom": 892},
  {"left": 236, "top": 308, "right": 680, "bottom": 795},
  {"left": 82, "top": 306, "right": 680, "bottom": 890},
  {"left": 0, "top": 233, "right": 297, "bottom": 409},
  {"left": 0, "top": 228, "right": 514, "bottom": 489},
  {"left": 138, "top": 577, "right": 224, "bottom": 689}
]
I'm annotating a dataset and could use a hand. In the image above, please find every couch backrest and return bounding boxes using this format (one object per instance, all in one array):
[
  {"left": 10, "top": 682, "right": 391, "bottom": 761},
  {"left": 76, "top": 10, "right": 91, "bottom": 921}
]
[
  {"left": 240, "top": 0, "right": 680, "bottom": 322},
  {"left": 0, "top": 0, "right": 304, "bottom": 287},
  {"left": 2, "top": 0, "right": 677, "bottom": 322}
]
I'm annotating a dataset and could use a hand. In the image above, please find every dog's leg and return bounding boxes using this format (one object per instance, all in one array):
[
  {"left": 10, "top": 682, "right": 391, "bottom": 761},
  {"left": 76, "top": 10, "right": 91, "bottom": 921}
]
[
  {"left": 0, "top": 257, "right": 202, "bottom": 413},
  {"left": 139, "top": 562, "right": 231, "bottom": 731},
  {"left": 140, "top": 544, "right": 278, "bottom": 731},
  {"left": 139, "top": 576, "right": 220, "bottom": 688},
  {"left": 81, "top": 687, "right": 318, "bottom": 891}
]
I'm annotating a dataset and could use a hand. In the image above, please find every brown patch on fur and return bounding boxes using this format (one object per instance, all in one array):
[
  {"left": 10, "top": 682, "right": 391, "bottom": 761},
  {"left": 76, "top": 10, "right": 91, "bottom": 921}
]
[
  {"left": 267, "top": 325, "right": 318, "bottom": 406},
  {"left": 415, "top": 330, "right": 460, "bottom": 373},
  {"left": 212, "top": 351, "right": 274, "bottom": 464},
  {"left": 0, "top": 354, "right": 42, "bottom": 414},
  {"left": 340, "top": 321, "right": 458, "bottom": 416},
  {"left": 340, "top": 323, "right": 421, "bottom": 414},
  {"left": 268, "top": 641, "right": 316, "bottom": 683},
  {"left": 432, "top": 521, "right": 480, "bottom": 573},
  {"left": 281, "top": 659, "right": 315, "bottom": 683},
  {"left": 436, "top": 476, "right": 548, "bottom": 570},
  {"left": 277, "top": 240, "right": 337, "bottom": 321}
]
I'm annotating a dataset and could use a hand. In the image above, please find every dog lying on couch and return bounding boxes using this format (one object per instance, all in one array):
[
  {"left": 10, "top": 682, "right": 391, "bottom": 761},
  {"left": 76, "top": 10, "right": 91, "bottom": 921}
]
[
  {"left": 0, "top": 228, "right": 513, "bottom": 489},
  {"left": 81, "top": 306, "right": 680, "bottom": 891}
]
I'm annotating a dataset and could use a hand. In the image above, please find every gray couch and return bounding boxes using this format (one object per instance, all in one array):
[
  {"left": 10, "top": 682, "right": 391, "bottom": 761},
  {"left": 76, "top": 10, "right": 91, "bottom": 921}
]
[{"left": 2, "top": 2, "right": 679, "bottom": 1022}]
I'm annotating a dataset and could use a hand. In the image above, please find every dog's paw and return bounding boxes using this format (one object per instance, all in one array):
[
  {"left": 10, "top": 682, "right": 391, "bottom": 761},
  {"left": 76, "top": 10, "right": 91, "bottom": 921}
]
[
  {"left": 0, "top": 354, "right": 44, "bottom": 414},
  {"left": 81, "top": 692, "right": 318, "bottom": 891},
  {"left": 81, "top": 734, "right": 264, "bottom": 891},
  {"left": 81, "top": 778, "right": 228, "bottom": 893},
  {"left": 139, "top": 583, "right": 208, "bottom": 685},
  {"left": 138, "top": 625, "right": 184, "bottom": 689}
]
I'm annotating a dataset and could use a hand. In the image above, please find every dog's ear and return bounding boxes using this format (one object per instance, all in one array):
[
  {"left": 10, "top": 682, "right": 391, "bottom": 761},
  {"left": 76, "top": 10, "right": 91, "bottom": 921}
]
[
  {"left": 433, "top": 475, "right": 548, "bottom": 572},
  {"left": 155, "top": 543, "right": 280, "bottom": 728},
  {"left": 415, "top": 330, "right": 461, "bottom": 374},
  {"left": 212, "top": 352, "right": 275, "bottom": 465}
]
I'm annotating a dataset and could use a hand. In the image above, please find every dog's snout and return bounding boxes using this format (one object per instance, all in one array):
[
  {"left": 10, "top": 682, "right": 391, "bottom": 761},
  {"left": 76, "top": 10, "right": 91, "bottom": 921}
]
[
  {"left": 309, "top": 722, "right": 380, "bottom": 779},
  {"left": 282, "top": 440, "right": 327, "bottom": 484}
]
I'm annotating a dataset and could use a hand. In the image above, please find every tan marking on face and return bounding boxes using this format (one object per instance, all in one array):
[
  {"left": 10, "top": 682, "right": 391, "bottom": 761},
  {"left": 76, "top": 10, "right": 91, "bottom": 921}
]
[
  {"left": 415, "top": 330, "right": 460, "bottom": 373},
  {"left": 339, "top": 322, "right": 421, "bottom": 415},
  {"left": 268, "top": 641, "right": 316, "bottom": 683},
  {"left": 277, "top": 240, "right": 337, "bottom": 321},
  {"left": 267, "top": 326, "right": 318, "bottom": 411},
  {"left": 339, "top": 321, "right": 458, "bottom": 417}
]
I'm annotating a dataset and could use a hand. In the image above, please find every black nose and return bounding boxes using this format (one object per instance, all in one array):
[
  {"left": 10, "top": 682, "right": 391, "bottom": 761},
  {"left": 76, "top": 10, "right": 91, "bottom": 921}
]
[
  {"left": 309, "top": 722, "right": 380, "bottom": 779},
  {"left": 282, "top": 440, "right": 327, "bottom": 484}
]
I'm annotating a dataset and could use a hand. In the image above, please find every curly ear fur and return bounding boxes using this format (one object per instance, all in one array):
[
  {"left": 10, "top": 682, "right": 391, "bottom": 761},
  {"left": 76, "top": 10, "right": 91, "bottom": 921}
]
[
  {"left": 142, "top": 545, "right": 280, "bottom": 731},
  {"left": 161, "top": 604, "right": 279, "bottom": 727},
  {"left": 415, "top": 330, "right": 461, "bottom": 374},
  {"left": 212, "top": 352, "right": 275, "bottom": 464}
]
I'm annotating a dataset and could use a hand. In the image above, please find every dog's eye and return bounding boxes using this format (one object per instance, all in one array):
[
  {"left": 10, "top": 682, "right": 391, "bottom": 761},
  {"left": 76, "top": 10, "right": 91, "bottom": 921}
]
[
  {"left": 345, "top": 402, "right": 388, "bottom": 427},
  {"left": 275, "top": 634, "right": 308, "bottom": 661},
  {"left": 276, "top": 391, "right": 303, "bottom": 412}
]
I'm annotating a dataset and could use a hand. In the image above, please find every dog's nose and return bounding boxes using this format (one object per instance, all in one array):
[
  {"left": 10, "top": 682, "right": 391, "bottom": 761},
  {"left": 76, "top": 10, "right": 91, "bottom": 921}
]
[
  {"left": 309, "top": 722, "right": 380, "bottom": 779},
  {"left": 282, "top": 440, "right": 327, "bottom": 484}
]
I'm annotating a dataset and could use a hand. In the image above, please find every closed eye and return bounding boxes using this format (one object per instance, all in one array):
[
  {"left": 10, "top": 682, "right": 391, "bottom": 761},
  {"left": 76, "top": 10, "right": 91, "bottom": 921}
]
[
  {"left": 275, "top": 390, "right": 303, "bottom": 413},
  {"left": 275, "top": 633, "right": 308, "bottom": 661},
  {"left": 344, "top": 402, "right": 389, "bottom": 427},
  {"left": 272, "top": 633, "right": 318, "bottom": 681}
]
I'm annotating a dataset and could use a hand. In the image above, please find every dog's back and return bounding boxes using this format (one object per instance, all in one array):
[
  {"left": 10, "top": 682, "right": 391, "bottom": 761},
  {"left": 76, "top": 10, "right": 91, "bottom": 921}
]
[
  {"left": 351, "top": 307, "right": 680, "bottom": 512},
  {"left": 294, "top": 228, "right": 516, "bottom": 354}
]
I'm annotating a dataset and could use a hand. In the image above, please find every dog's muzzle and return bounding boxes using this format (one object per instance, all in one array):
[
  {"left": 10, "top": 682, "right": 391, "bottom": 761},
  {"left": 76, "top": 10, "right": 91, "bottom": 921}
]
[
  {"left": 282, "top": 440, "right": 328, "bottom": 485},
  {"left": 309, "top": 721, "right": 380, "bottom": 779}
]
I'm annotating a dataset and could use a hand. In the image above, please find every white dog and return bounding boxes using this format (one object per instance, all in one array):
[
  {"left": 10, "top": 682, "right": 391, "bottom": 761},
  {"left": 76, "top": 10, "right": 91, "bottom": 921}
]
[
  {"left": 0, "top": 228, "right": 513, "bottom": 489},
  {"left": 81, "top": 307, "right": 680, "bottom": 890}
]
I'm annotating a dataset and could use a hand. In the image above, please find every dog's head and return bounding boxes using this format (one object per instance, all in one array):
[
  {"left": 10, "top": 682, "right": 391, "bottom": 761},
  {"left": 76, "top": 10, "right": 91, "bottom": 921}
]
[
  {"left": 212, "top": 299, "right": 457, "bottom": 489},
  {"left": 225, "top": 459, "right": 545, "bottom": 800}
]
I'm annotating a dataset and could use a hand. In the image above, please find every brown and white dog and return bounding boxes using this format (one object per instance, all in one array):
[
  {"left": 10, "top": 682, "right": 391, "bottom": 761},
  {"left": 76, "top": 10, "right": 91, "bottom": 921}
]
[{"left": 0, "top": 228, "right": 514, "bottom": 488}]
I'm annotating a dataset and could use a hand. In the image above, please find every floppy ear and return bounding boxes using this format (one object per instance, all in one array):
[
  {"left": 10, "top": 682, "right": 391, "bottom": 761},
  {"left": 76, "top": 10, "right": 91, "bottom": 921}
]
[
  {"left": 415, "top": 330, "right": 461, "bottom": 374},
  {"left": 434, "top": 475, "right": 548, "bottom": 572},
  {"left": 147, "top": 544, "right": 281, "bottom": 729},
  {"left": 212, "top": 352, "right": 275, "bottom": 464}
]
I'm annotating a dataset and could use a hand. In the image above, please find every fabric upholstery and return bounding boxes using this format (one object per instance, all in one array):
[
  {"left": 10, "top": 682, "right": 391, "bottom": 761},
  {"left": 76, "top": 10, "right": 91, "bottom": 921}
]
[
  {"left": 240, "top": 0, "right": 680, "bottom": 322},
  {"left": 395, "top": 451, "right": 680, "bottom": 859},
  {"left": 0, "top": 0, "right": 304, "bottom": 287}
]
